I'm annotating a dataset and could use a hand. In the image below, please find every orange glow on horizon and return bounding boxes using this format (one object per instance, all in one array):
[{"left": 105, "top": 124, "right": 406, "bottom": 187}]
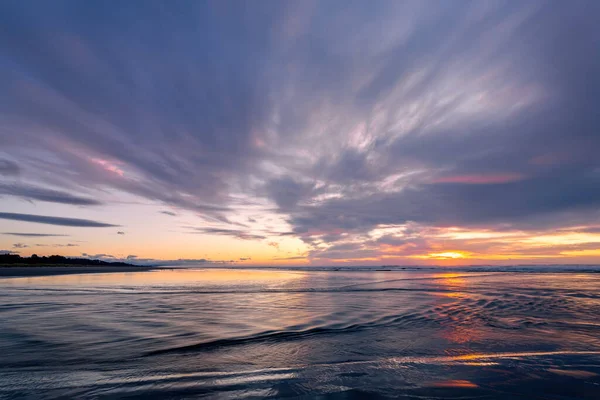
[
  {"left": 6, "top": 216, "right": 600, "bottom": 266},
  {"left": 431, "top": 252, "right": 467, "bottom": 259},
  {"left": 412, "top": 251, "right": 470, "bottom": 260}
]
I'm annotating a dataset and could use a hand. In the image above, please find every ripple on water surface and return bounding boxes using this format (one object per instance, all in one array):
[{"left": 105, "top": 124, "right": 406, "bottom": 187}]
[{"left": 0, "top": 268, "right": 599, "bottom": 399}]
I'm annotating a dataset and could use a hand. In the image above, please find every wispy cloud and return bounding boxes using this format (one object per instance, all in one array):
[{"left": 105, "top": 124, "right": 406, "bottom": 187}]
[
  {"left": 0, "top": 183, "right": 101, "bottom": 205},
  {"left": 271, "top": 256, "right": 308, "bottom": 261},
  {"left": 190, "top": 227, "right": 266, "bottom": 240},
  {"left": 3, "top": 232, "right": 69, "bottom": 237},
  {"left": 0, "top": 212, "right": 118, "bottom": 227},
  {"left": 0, "top": 160, "right": 20, "bottom": 176},
  {"left": 1, "top": 2, "right": 599, "bottom": 263},
  {"left": 81, "top": 253, "right": 233, "bottom": 266}
]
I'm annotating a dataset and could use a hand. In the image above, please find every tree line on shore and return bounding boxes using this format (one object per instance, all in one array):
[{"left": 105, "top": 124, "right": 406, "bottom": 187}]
[{"left": 0, "top": 253, "right": 135, "bottom": 266}]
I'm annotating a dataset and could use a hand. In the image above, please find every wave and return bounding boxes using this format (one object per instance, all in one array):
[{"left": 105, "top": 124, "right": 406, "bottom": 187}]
[
  {"left": 145, "top": 290, "right": 600, "bottom": 358},
  {"left": 4, "top": 286, "right": 477, "bottom": 296},
  {"left": 146, "top": 311, "right": 438, "bottom": 356}
]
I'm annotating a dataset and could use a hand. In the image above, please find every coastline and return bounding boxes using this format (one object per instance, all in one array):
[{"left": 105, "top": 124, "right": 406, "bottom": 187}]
[{"left": 0, "top": 265, "right": 157, "bottom": 278}]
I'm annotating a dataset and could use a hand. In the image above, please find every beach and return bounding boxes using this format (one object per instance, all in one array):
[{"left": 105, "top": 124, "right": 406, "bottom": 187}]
[
  {"left": 1, "top": 267, "right": 599, "bottom": 399},
  {"left": 0, "top": 265, "right": 156, "bottom": 277}
]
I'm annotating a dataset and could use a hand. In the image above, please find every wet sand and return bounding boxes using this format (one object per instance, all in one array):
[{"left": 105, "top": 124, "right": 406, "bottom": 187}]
[{"left": 0, "top": 265, "right": 156, "bottom": 278}]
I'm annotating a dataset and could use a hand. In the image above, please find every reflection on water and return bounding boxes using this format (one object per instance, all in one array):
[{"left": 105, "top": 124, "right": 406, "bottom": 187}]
[
  {"left": 431, "top": 272, "right": 482, "bottom": 345},
  {"left": 1, "top": 268, "right": 305, "bottom": 286},
  {"left": 430, "top": 379, "right": 478, "bottom": 388},
  {"left": 435, "top": 272, "right": 468, "bottom": 287},
  {"left": 1, "top": 268, "right": 599, "bottom": 399}
]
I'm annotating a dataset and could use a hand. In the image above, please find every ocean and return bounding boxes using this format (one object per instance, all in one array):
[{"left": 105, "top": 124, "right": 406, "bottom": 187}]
[{"left": 1, "top": 268, "right": 599, "bottom": 399}]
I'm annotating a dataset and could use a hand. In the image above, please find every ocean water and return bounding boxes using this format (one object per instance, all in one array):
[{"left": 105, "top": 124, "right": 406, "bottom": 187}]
[{"left": 1, "top": 268, "right": 600, "bottom": 399}]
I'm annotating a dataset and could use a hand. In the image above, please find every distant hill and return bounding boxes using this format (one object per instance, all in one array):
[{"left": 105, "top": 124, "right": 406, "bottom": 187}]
[{"left": 0, "top": 254, "right": 136, "bottom": 267}]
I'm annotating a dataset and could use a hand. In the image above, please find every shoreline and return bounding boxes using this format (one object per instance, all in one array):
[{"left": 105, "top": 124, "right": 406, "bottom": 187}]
[{"left": 0, "top": 265, "right": 158, "bottom": 278}]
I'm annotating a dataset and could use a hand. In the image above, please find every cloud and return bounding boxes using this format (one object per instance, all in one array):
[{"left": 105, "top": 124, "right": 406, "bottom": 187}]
[
  {"left": 0, "top": 212, "right": 118, "bottom": 227},
  {"left": 190, "top": 227, "right": 266, "bottom": 240},
  {"left": 0, "top": 183, "right": 101, "bottom": 205},
  {"left": 13, "top": 243, "right": 29, "bottom": 249},
  {"left": 117, "top": 231, "right": 125, "bottom": 235},
  {"left": 1, "top": 2, "right": 600, "bottom": 263},
  {"left": 239, "top": 257, "right": 251, "bottom": 261},
  {"left": 265, "top": 177, "right": 317, "bottom": 212},
  {"left": 0, "top": 160, "right": 20, "bottom": 176},
  {"left": 80, "top": 253, "right": 232, "bottom": 266},
  {"left": 150, "top": 258, "right": 214, "bottom": 266},
  {"left": 3, "top": 232, "right": 69, "bottom": 237},
  {"left": 160, "top": 211, "right": 177, "bottom": 216},
  {"left": 271, "top": 256, "right": 307, "bottom": 261},
  {"left": 431, "top": 174, "right": 526, "bottom": 185},
  {"left": 82, "top": 253, "right": 114, "bottom": 259},
  {"left": 0, "top": 250, "right": 16, "bottom": 255},
  {"left": 53, "top": 243, "right": 79, "bottom": 247},
  {"left": 268, "top": 241, "right": 280, "bottom": 251}
]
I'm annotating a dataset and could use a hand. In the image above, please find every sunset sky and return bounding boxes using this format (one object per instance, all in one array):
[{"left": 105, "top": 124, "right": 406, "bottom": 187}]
[{"left": 1, "top": 1, "right": 600, "bottom": 266}]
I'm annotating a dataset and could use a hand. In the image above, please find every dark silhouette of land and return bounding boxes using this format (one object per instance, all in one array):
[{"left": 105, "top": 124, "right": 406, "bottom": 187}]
[
  {"left": 0, "top": 253, "right": 135, "bottom": 267},
  {"left": 0, "top": 254, "right": 155, "bottom": 278}
]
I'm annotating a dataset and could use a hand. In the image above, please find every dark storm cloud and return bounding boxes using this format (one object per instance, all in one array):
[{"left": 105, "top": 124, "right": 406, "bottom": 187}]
[
  {"left": 0, "top": 212, "right": 118, "bottom": 227},
  {"left": 0, "top": 183, "right": 101, "bottom": 205},
  {"left": 3, "top": 232, "right": 69, "bottom": 237},
  {"left": 0, "top": 1, "right": 599, "bottom": 248}
]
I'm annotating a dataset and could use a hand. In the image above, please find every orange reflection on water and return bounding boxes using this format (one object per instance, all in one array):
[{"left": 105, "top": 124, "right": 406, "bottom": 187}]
[
  {"left": 430, "top": 273, "right": 468, "bottom": 301},
  {"left": 442, "top": 326, "right": 480, "bottom": 344},
  {"left": 430, "top": 379, "right": 478, "bottom": 388},
  {"left": 452, "top": 350, "right": 600, "bottom": 361},
  {"left": 435, "top": 272, "right": 467, "bottom": 287},
  {"left": 547, "top": 369, "right": 598, "bottom": 378},
  {"left": 432, "top": 272, "right": 483, "bottom": 345}
]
